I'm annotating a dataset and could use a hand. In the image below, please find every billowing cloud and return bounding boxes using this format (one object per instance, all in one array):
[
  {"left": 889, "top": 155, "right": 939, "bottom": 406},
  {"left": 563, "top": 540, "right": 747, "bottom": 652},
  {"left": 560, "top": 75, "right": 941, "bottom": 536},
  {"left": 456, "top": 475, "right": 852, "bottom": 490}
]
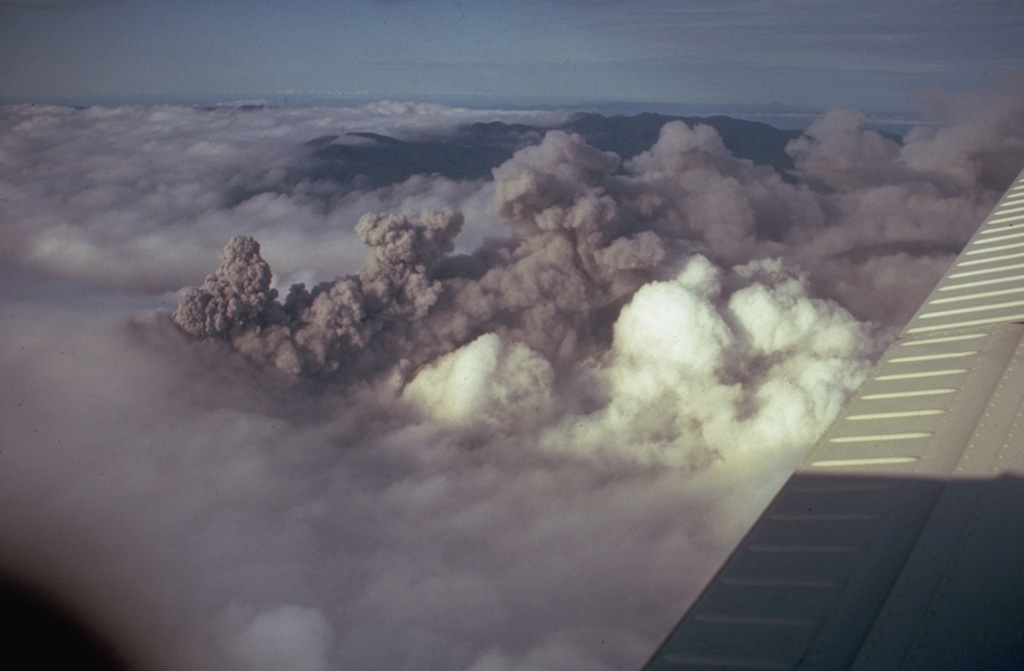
[{"left": 1, "top": 92, "right": 1023, "bottom": 671}]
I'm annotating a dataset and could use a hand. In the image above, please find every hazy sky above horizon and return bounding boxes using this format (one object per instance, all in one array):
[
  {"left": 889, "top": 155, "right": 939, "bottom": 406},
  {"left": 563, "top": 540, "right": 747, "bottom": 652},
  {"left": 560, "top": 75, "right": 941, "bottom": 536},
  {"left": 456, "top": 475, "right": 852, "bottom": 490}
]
[{"left": 2, "top": 0, "right": 1023, "bottom": 111}]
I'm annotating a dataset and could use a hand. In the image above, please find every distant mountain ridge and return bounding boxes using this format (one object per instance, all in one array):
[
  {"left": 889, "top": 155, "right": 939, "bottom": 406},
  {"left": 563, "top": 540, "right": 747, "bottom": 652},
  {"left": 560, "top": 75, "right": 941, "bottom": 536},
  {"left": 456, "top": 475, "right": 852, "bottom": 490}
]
[{"left": 302, "top": 112, "right": 805, "bottom": 191}]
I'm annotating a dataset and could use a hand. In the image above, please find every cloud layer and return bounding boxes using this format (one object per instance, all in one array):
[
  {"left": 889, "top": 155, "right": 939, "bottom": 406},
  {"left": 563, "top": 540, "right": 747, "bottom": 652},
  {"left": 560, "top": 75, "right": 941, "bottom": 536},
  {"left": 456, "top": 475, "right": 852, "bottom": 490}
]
[{"left": 2, "top": 94, "right": 1023, "bottom": 671}]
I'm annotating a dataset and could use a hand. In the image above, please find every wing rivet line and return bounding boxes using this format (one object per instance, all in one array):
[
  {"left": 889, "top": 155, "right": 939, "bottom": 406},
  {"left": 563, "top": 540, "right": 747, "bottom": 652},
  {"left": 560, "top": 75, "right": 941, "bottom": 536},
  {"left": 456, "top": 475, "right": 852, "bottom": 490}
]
[
  {"left": 860, "top": 389, "right": 956, "bottom": 400},
  {"left": 829, "top": 432, "right": 931, "bottom": 443},
  {"left": 907, "top": 315, "right": 1024, "bottom": 332},
  {"left": 964, "top": 240, "right": 1024, "bottom": 255},
  {"left": 969, "top": 230, "right": 1024, "bottom": 245},
  {"left": 845, "top": 409, "right": 944, "bottom": 421},
  {"left": 988, "top": 213, "right": 1024, "bottom": 225},
  {"left": 810, "top": 456, "right": 921, "bottom": 467},
  {"left": 948, "top": 261, "right": 1024, "bottom": 279},
  {"left": 887, "top": 351, "right": 977, "bottom": 362},
  {"left": 930, "top": 288, "right": 1024, "bottom": 304},
  {"left": 897, "top": 333, "right": 986, "bottom": 345},
  {"left": 874, "top": 369, "right": 967, "bottom": 381},
  {"left": 918, "top": 298, "right": 1024, "bottom": 319}
]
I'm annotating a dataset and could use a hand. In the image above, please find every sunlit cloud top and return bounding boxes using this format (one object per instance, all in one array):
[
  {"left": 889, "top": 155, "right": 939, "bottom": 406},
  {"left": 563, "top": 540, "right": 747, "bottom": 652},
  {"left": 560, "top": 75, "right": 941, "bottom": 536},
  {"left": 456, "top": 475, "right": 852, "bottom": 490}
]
[{"left": 1, "top": 0, "right": 1022, "bottom": 109}]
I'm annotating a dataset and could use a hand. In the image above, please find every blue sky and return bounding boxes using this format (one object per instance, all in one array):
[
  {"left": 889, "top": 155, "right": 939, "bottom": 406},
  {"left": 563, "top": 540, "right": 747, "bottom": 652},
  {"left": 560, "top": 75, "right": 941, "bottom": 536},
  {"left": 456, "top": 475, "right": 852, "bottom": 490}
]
[{"left": 2, "top": 0, "right": 1023, "bottom": 111}]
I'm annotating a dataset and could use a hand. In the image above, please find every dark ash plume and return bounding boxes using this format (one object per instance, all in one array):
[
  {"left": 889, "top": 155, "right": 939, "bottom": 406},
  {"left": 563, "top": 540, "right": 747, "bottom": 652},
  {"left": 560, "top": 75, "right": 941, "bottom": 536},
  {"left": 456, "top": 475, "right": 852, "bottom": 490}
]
[
  {"left": 174, "top": 210, "right": 463, "bottom": 377},
  {"left": 173, "top": 131, "right": 680, "bottom": 380},
  {"left": 173, "top": 103, "right": 1024, "bottom": 386},
  {"left": 173, "top": 236, "right": 278, "bottom": 339}
]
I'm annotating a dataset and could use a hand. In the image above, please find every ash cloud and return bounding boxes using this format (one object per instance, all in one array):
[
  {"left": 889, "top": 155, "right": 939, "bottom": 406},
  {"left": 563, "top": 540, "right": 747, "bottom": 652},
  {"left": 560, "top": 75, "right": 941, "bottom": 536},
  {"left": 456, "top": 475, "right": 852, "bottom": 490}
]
[
  {"left": 2, "top": 90, "right": 1023, "bottom": 671},
  {"left": 171, "top": 95, "right": 1024, "bottom": 385},
  {"left": 175, "top": 209, "right": 464, "bottom": 378}
]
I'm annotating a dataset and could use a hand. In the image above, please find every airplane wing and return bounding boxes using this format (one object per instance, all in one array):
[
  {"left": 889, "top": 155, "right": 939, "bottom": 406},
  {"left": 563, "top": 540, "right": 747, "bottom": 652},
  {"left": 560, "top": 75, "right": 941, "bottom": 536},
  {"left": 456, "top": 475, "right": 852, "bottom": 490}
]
[{"left": 641, "top": 166, "right": 1024, "bottom": 670}]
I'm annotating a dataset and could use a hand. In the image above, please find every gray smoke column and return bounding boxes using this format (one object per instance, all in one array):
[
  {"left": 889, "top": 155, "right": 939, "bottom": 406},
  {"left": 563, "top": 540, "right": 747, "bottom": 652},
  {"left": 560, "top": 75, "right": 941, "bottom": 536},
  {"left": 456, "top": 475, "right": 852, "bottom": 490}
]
[
  {"left": 173, "top": 236, "right": 278, "bottom": 339},
  {"left": 174, "top": 209, "right": 463, "bottom": 377},
  {"left": 174, "top": 130, "right": 679, "bottom": 379},
  {"left": 173, "top": 103, "right": 1024, "bottom": 388}
]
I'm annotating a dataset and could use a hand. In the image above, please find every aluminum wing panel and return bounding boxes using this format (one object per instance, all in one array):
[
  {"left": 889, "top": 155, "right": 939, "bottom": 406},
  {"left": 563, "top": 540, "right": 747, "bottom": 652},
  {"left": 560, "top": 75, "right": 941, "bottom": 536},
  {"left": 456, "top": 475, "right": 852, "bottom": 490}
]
[{"left": 642, "top": 167, "right": 1024, "bottom": 671}]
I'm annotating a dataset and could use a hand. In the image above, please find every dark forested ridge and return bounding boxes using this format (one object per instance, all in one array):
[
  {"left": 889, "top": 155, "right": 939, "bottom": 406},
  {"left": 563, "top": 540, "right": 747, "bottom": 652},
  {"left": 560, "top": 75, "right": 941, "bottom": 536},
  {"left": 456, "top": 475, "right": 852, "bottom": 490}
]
[{"left": 303, "top": 112, "right": 805, "bottom": 191}]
